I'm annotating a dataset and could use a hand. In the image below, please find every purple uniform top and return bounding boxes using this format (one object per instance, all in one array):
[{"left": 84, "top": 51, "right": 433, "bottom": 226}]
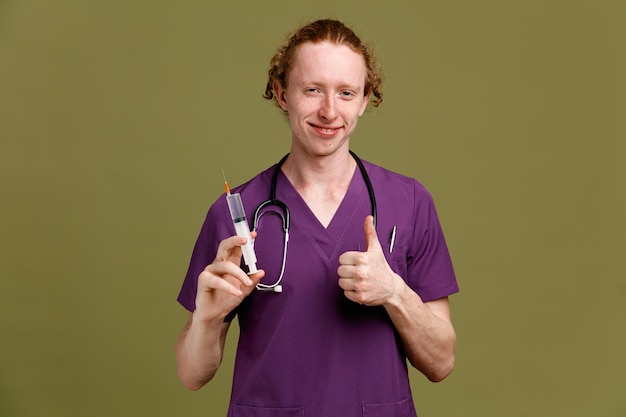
[{"left": 178, "top": 159, "right": 459, "bottom": 417}]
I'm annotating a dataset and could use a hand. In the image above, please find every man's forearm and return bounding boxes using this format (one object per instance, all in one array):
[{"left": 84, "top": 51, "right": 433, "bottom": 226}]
[
  {"left": 175, "top": 314, "right": 229, "bottom": 391},
  {"left": 384, "top": 286, "right": 456, "bottom": 382}
]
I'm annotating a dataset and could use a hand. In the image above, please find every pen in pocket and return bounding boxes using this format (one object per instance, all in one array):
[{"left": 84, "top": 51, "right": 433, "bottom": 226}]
[{"left": 389, "top": 226, "right": 397, "bottom": 254}]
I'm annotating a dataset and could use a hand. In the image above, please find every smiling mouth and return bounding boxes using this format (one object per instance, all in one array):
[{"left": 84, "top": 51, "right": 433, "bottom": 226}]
[{"left": 311, "top": 124, "right": 341, "bottom": 135}]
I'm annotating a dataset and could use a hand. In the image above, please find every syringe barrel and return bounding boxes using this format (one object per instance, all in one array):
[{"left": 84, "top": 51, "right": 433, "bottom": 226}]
[
  {"left": 226, "top": 193, "right": 246, "bottom": 222},
  {"left": 226, "top": 193, "right": 258, "bottom": 274}
]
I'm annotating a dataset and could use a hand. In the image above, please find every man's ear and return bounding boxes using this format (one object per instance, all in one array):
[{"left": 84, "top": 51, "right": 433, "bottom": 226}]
[
  {"left": 358, "top": 93, "right": 371, "bottom": 116},
  {"left": 273, "top": 80, "right": 288, "bottom": 111}
]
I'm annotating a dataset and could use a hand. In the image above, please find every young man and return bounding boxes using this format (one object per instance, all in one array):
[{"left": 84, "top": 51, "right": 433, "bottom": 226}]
[{"left": 176, "top": 19, "right": 458, "bottom": 417}]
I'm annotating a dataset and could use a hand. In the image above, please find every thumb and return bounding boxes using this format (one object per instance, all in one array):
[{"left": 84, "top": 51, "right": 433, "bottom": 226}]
[{"left": 364, "top": 215, "right": 382, "bottom": 252}]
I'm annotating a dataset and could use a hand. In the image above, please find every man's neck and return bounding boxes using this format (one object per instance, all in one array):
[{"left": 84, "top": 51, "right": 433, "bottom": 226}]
[{"left": 281, "top": 148, "right": 357, "bottom": 228}]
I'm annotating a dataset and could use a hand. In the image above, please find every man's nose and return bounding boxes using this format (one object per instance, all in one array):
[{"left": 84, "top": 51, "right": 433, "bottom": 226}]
[{"left": 319, "top": 95, "right": 338, "bottom": 121}]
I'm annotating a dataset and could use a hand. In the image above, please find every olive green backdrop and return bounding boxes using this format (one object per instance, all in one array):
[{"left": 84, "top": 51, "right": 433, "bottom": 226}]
[{"left": 1, "top": 1, "right": 624, "bottom": 416}]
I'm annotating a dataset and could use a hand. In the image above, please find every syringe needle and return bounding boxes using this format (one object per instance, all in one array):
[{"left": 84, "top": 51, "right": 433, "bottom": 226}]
[{"left": 221, "top": 168, "right": 231, "bottom": 194}]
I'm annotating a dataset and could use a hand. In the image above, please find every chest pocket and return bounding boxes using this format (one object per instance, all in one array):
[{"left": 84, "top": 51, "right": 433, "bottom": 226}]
[
  {"left": 362, "top": 397, "right": 410, "bottom": 417},
  {"left": 384, "top": 243, "right": 408, "bottom": 280}
]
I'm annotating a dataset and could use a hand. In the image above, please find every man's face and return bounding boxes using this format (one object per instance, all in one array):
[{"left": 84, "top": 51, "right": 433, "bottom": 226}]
[{"left": 274, "top": 41, "right": 370, "bottom": 158}]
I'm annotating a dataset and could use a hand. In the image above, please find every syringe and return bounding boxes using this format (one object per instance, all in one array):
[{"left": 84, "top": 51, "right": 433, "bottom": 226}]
[{"left": 222, "top": 170, "right": 258, "bottom": 274}]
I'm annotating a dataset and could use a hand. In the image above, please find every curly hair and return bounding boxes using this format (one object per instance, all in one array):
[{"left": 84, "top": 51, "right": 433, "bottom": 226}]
[{"left": 264, "top": 19, "right": 383, "bottom": 109}]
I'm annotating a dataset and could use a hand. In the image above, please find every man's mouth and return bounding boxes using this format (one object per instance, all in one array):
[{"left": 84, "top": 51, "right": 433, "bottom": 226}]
[{"left": 311, "top": 124, "right": 341, "bottom": 136}]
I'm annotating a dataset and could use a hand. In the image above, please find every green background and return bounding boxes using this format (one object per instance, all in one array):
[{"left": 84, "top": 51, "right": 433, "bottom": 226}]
[{"left": 1, "top": 1, "right": 625, "bottom": 416}]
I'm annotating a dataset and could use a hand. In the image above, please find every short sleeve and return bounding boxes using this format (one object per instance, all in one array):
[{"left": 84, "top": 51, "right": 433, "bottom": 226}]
[{"left": 406, "top": 182, "right": 459, "bottom": 302}]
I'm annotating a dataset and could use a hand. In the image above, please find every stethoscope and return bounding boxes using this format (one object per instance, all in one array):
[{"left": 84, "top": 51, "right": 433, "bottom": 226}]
[{"left": 252, "top": 150, "right": 377, "bottom": 292}]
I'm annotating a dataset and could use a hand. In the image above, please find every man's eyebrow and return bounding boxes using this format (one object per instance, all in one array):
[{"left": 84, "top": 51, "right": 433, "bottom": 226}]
[{"left": 298, "top": 80, "right": 363, "bottom": 91}]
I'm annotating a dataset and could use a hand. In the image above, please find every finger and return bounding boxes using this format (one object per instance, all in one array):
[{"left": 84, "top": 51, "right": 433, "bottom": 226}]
[
  {"left": 337, "top": 264, "right": 355, "bottom": 279},
  {"left": 216, "top": 235, "right": 247, "bottom": 261},
  {"left": 246, "top": 269, "right": 266, "bottom": 289},
  {"left": 226, "top": 269, "right": 266, "bottom": 297},
  {"left": 198, "top": 269, "right": 245, "bottom": 297},
  {"left": 337, "top": 277, "right": 356, "bottom": 291},
  {"left": 222, "top": 265, "right": 266, "bottom": 290},
  {"left": 363, "top": 215, "right": 382, "bottom": 252},
  {"left": 338, "top": 251, "right": 359, "bottom": 266},
  {"left": 207, "top": 260, "right": 254, "bottom": 286}
]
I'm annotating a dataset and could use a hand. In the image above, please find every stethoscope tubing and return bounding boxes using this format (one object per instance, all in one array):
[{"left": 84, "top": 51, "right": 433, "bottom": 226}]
[{"left": 251, "top": 151, "right": 377, "bottom": 292}]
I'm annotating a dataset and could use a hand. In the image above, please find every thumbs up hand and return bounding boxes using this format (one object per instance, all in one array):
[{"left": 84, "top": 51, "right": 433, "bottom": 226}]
[{"left": 338, "top": 216, "right": 405, "bottom": 306}]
